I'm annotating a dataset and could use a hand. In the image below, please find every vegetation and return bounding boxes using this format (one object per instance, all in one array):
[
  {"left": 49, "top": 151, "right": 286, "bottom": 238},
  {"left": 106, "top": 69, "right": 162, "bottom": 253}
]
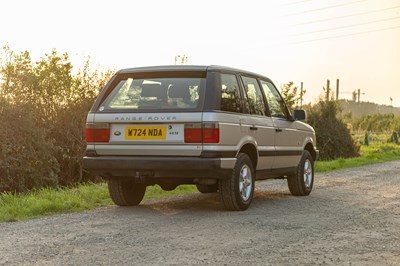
[
  {"left": 316, "top": 140, "right": 400, "bottom": 173},
  {"left": 279, "top": 82, "right": 360, "bottom": 160},
  {"left": 0, "top": 46, "right": 113, "bottom": 192},
  {"left": 280, "top": 81, "right": 305, "bottom": 111},
  {"left": 0, "top": 184, "right": 197, "bottom": 222},
  {"left": 351, "top": 113, "right": 400, "bottom": 132},
  {"left": 339, "top": 99, "right": 400, "bottom": 118},
  {"left": 306, "top": 100, "right": 360, "bottom": 160}
]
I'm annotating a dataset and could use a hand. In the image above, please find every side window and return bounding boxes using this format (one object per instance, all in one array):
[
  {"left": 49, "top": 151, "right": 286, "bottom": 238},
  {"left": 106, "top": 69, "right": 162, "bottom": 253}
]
[
  {"left": 241, "top": 76, "right": 266, "bottom": 116},
  {"left": 260, "top": 80, "right": 288, "bottom": 119},
  {"left": 220, "top": 74, "right": 242, "bottom": 113}
]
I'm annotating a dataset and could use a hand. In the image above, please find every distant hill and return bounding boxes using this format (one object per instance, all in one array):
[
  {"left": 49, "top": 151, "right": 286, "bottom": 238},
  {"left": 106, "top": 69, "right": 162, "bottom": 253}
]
[{"left": 338, "top": 100, "right": 400, "bottom": 118}]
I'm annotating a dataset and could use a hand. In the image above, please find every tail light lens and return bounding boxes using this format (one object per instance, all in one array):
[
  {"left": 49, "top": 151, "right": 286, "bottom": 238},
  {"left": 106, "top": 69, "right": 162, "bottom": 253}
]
[
  {"left": 86, "top": 123, "right": 110, "bottom": 143},
  {"left": 184, "top": 124, "right": 202, "bottom": 143},
  {"left": 184, "top": 123, "right": 219, "bottom": 143},
  {"left": 203, "top": 124, "right": 220, "bottom": 143}
]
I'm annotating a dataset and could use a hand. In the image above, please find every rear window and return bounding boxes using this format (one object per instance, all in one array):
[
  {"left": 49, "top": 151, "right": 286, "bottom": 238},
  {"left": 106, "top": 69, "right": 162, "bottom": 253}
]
[{"left": 100, "top": 76, "right": 205, "bottom": 110}]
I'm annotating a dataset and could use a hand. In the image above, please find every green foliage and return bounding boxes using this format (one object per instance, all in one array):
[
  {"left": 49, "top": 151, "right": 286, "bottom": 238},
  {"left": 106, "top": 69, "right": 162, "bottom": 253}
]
[
  {"left": 280, "top": 81, "right": 305, "bottom": 111},
  {"left": 306, "top": 100, "right": 360, "bottom": 160},
  {"left": 145, "top": 185, "right": 197, "bottom": 199},
  {"left": 0, "top": 46, "right": 114, "bottom": 192},
  {"left": 314, "top": 141, "right": 400, "bottom": 172},
  {"left": 0, "top": 183, "right": 111, "bottom": 222},
  {"left": 352, "top": 113, "right": 396, "bottom": 132},
  {"left": 48, "top": 57, "right": 113, "bottom": 186},
  {"left": 0, "top": 100, "right": 59, "bottom": 192}
]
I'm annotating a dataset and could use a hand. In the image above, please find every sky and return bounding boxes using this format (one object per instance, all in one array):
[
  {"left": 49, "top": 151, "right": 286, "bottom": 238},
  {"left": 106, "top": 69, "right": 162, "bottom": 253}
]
[{"left": 1, "top": 0, "right": 399, "bottom": 106}]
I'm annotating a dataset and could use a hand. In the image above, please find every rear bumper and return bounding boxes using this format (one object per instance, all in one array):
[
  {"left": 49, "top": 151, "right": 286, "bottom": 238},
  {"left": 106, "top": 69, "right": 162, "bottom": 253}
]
[{"left": 83, "top": 156, "right": 236, "bottom": 179}]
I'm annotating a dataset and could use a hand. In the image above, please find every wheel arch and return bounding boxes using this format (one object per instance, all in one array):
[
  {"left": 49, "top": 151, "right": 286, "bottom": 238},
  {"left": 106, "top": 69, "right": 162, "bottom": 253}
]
[
  {"left": 304, "top": 142, "right": 317, "bottom": 161},
  {"left": 238, "top": 143, "right": 258, "bottom": 169}
]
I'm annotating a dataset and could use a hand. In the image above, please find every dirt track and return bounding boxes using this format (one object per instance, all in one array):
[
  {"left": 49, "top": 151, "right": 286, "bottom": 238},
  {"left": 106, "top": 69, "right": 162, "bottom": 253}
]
[{"left": 1, "top": 160, "right": 400, "bottom": 265}]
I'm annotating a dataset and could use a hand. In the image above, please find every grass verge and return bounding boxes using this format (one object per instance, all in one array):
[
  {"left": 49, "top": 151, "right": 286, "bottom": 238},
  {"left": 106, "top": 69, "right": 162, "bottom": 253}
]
[
  {"left": 1, "top": 142, "right": 400, "bottom": 223},
  {"left": 0, "top": 184, "right": 197, "bottom": 223},
  {"left": 315, "top": 142, "right": 400, "bottom": 173}
]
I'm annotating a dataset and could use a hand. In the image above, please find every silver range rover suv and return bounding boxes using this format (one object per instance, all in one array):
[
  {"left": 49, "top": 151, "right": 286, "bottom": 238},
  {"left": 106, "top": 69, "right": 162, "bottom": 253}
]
[{"left": 83, "top": 65, "right": 319, "bottom": 211}]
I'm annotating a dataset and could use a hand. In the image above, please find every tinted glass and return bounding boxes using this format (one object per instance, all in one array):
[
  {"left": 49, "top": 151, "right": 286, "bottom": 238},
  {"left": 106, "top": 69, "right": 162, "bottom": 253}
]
[
  {"left": 260, "top": 80, "right": 288, "bottom": 119},
  {"left": 101, "top": 77, "right": 203, "bottom": 110},
  {"left": 220, "top": 74, "right": 242, "bottom": 113},
  {"left": 241, "top": 76, "right": 266, "bottom": 116}
]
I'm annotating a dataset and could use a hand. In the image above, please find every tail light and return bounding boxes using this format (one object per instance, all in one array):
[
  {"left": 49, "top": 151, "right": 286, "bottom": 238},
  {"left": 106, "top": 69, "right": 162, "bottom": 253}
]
[
  {"left": 86, "top": 123, "right": 110, "bottom": 143},
  {"left": 184, "top": 124, "right": 202, "bottom": 143},
  {"left": 202, "top": 123, "right": 220, "bottom": 143},
  {"left": 184, "top": 123, "right": 219, "bottom": 143}
]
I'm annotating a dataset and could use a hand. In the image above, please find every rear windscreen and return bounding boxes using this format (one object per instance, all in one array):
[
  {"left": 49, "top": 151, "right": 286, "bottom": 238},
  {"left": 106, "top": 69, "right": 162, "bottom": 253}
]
[{"left": 100, "top": 76, "right": 205, "bottom": 110}]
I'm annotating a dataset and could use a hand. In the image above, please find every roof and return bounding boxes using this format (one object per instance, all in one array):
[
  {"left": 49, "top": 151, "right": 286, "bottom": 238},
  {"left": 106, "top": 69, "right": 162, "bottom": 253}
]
[
  {"left": 119, "top": 65, "right": 209, "bottom": 73},
  {"left": 118, "top": 65, "right": 272, "bottom": 81}
]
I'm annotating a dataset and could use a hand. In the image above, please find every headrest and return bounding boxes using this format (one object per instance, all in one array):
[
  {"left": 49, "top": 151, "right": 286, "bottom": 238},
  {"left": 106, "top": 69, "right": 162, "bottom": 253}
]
[
  {"left": 168, "top": 84, "right": 190, "bottom": 99},
  {"left": 140, "top": 83, "right": 164, "bottom": 98}
]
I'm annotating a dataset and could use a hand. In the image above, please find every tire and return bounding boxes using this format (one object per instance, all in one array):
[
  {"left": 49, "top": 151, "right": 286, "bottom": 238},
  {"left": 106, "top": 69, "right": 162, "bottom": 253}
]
[
  {"left": 196, "top": 184, "right": 218, "bottom": 193},
  {"left": 219, "top": 153, "right": 255, "bottom": 211},
  {"left": 108, "top": 179, "right": 146, "bottom": 206},
  {"left": 287, "top": 150, "right": 314, "bottom": 196}
]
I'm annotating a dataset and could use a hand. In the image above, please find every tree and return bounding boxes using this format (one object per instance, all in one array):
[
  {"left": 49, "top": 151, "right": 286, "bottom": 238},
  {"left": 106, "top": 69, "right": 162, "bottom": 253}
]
[
  {"left": 280, "top": 82, "right": 305, "bottom": 111},
  {"left": 33, "top": 49, "right": 74, "bottom": 123},
  {"left": 306, "top": 100, "right": 359, "bottom": 160},
  {"left": 51, "top": 59, "right": 114, "bottom": 184},
  {"left": 0, "top": 45, "right": 35, "bottom": 105},
  {"left": 351, "top": 113, "right": 396, "bottom": 132},
  {"left": 0, "top": 46, "right": 114, "bottom": 192}
]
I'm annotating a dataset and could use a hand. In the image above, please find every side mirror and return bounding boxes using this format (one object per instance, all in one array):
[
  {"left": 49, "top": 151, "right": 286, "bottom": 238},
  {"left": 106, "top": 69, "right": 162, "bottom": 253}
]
[{"left": 293, "top": 109, "right": 306, "bottom": 121}]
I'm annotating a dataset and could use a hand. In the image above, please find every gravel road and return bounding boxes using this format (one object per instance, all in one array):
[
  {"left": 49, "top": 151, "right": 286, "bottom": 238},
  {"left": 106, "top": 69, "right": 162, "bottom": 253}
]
[{"left": 1, "top": 160, "right": 400, "bottom": 266}]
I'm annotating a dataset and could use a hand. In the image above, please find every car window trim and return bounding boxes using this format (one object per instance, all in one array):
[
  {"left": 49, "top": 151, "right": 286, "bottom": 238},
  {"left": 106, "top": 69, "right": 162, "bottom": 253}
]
[
  {"left": 239, "top": 75, "right": 269, "bottom": 117},
  {"left": 218, "top": 72, "right": 246, "bottom": 114},
  {"left": 259, "top": 79, "right": 292, "bottom": 121}
]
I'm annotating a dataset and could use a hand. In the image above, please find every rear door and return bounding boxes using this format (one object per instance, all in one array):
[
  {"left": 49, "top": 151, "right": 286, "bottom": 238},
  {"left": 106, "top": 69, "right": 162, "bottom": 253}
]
[
  {"left": 239, "top": 76, "right": 276, "bottom": 170},
  {"left": 211, "top": 73, "right": 247, "bottom": 157}
]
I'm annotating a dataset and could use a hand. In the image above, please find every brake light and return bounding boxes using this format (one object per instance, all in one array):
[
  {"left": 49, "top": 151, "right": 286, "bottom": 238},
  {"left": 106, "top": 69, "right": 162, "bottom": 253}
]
[
  {"left": 203, "top": 127, "right": 220, "bottom": 143},
  {"left": 184, "top": 128, "right": 202, "bottom": 143},
  {"left": 184, "top": 123, "right": 219, "bottom": 143},
  {"left": 86, "top": 123, "right": 110, "bottom": 143}
]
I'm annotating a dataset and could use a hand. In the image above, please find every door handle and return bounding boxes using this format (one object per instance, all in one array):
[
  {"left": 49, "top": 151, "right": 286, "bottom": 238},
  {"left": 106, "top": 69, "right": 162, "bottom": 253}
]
[
  {"left": 275, "top": 128, "right": 282, "bottom": 132},
  {"left": 250, "top": 126, "right": 258, "bottom": 131}
]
